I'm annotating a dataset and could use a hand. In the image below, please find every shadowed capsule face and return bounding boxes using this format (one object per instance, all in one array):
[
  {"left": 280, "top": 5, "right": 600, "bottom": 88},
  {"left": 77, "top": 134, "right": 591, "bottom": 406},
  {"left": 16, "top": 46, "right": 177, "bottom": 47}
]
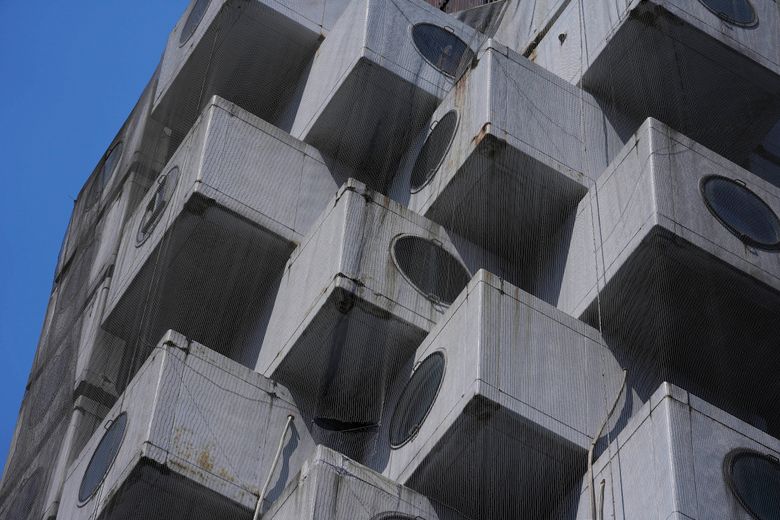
[{"left": 6, "top": 469, "right": 42, "bottom": 520}]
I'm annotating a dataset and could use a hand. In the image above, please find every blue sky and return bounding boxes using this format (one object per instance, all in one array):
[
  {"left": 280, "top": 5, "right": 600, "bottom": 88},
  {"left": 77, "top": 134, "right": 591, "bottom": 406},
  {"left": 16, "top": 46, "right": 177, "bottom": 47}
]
[{"left": 0, "top": 1, "right": 189, "bottom": 470}]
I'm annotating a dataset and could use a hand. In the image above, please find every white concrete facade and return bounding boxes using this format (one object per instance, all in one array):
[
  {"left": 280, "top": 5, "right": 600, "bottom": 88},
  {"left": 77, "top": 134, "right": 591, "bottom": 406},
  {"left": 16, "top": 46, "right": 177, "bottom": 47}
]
[{"left": 3, "top": 0, "right": 780, "bottom": 519}]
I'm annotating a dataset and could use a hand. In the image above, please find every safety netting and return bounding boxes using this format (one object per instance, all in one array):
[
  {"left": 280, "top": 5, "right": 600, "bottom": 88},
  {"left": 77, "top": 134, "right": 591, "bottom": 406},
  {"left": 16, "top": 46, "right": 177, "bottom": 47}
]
[{"left": 3, "top": 0, "right": 780, "bottom": 519}]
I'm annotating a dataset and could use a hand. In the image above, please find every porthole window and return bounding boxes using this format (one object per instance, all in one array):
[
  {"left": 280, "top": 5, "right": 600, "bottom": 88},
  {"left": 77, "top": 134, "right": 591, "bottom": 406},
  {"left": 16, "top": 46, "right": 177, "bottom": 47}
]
[
  {"left": 725, "top": 449, "right": 780, "bottom": 520},
  {"left": 410, "top": 111, "right": 458, "bottom": 192},
  {"left": 698, "top": 0, "right": 757, "bottom": 27},
  {"left": 391, "top": 235, "right": 470, "bottom": 305},
  {"left": 701, "top": 176, "right": 780, "bottom": 250},
  {"left": 411, "top": 23, "right": 474, "bottom": 78},
  {"left": 136, "top": 167, "right": 180, "bottom": 246},
  {"left": 87, "top": 141, "right": 124, "bottom": 208},
  {"left": 79, "top": 413, "right": 128, "bottom": 504},
  {"left": 389, "top": 352, "right": 445, "bottom": 448},
  {"left": 370, "top": 513, "right": 420, "bottom": 520},
  {"left": 99, "top": 141, "right": 124, "bottom": 191},
  {"left": 179, "top": 0, "right": 211, "bottom": 46}
]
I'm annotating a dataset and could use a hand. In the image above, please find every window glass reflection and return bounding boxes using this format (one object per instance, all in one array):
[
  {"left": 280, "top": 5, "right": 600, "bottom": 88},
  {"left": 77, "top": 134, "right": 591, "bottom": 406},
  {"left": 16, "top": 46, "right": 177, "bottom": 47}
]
[
  {"left": 728, "top": 451, "right": 780, "bottom": 519},
  {"left": 411, "top": 24, "right": 473, "bottom": 77},
  {"left": 410, "top": 110, "right": 458, "bottom": 192},
  {"left": 389, "top": 352, "right": 445, "bottom": 448},
  {"left": 698, "top": 0, "right": 757, "bottom": 26},
  {"left": 702, "top": 176, "right": 780, "bottom": 250}
]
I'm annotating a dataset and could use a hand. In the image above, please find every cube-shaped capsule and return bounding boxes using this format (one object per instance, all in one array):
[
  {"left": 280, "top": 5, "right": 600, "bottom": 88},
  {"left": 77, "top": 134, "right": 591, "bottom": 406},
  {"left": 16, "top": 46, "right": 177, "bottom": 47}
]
[
  {"left": 491, "top": 0, "right": 568, "bottom": 54},
  {"left": 15, "top": 169, "right": 155, "bottom": 520},
  {"left": 391, "top": 41, "right": 630, "bottom": 272},
  {"left": 290, "top": 0, "right": 485, "bottom": 192},
  {"left": 1, "top": 326, "right": 79, "bottom": 499},
  {"left": 558, "top": 383, "right": 780, "bottom": 520},
  {"left": 41, "top": 396, "right": 112, "bottom": 520},
  {"left": 450, "top": 0, "right": 507, "bottom": 35},
  {"left": 532, "top": 0, "right": 780, "bottom": 165},
  {"left": 541, "top": 117, "right": 780, "bottom": 433},
  {"left": 58, "top": 331, "right": 316, "bottom": 520},
  {"left": 378, "top": 271, "right": 627, "bottom": 519},
  {"left": 103, "top": 96, "right": 345, "bottom": 373},
  {"left": 153, "top": 0, "right": 351, "bottom": 151},
  {"left": 73, "top": 274, "right": 125, "bottom": 406},
  {"left": 265, "top": 445, "right": 468, "bottom": 520},
  {"left": 86, "top": 171, "right": 154, "bottom": 294},
  {"left": 0, "top": 416, "right": 69, "bottom": 520},
  {"left": 43, "top": 171, "right": 149, "bottom": 392},
  {"left": 56, "top": 75, "right": 163, "bottom": 284},
  {"left": 31, "top": 243, "right": 96, "bottom": 378},
  {"left": 256, "top": 180, "right": 515, "bottom": 433}
]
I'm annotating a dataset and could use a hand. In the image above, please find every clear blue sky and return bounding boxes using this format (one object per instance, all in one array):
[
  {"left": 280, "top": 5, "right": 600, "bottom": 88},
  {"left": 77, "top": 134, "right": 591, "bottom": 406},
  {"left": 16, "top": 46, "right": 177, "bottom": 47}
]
[{"left": 0, "top": 1, "right": 189, "bottom": 470}]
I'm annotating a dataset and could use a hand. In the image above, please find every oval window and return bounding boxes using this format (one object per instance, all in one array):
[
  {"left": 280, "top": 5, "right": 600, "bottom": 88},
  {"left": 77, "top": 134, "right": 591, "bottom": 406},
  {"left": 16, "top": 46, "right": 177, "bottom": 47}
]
[
  {"left": 87, "top": 141, "right": 124, "bottom": 208},
  {"left": 99, "top": 141, "right": 124, "bottom": 191},
  {"left": 726, "top": 450, "right": 780, "bottom": 519},
  {"left": 392, "top": 236, "right": 470, "bottom": 305},
  {"left": 701, "top": 176, "right": 780, "bottom": 250},
  {"left": 389, "top": 352, "right": 445, "bottom": 448},
  {"left": 179, "top": 0, "right": 211, "bottom": 46},
  {"left": 411, "top": 23, "right": 474, "bottom": 78},
  {"left": 410, "top": 111, "right": 458, "bottom": 192},
  {"left": 79, "top": 413, "right": 128, "bottom": 504},
  {"left": 370, "top": 514, "right": 420, "bottom": 520},
  {"left": 698, "top": 0, "right": 757, "bottom": 27},
  {"left": 136, "top": 167, "right": 181, "bottom": 246}
]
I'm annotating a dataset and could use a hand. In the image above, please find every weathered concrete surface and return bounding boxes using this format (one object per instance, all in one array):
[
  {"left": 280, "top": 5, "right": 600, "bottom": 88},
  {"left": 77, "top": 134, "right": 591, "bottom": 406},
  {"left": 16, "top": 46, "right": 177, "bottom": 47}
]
[
  {"left": 257, "top": 180, "right": 515, "bottom": 445},
  {"left": 377, "top": 270, "right": 629, "bottom": 519},
  {"left": 556, "top": 382, "right": 780, "bottom": 520},
  {"left": 59, "top": 330, "right": 316, "bottom": 520}
]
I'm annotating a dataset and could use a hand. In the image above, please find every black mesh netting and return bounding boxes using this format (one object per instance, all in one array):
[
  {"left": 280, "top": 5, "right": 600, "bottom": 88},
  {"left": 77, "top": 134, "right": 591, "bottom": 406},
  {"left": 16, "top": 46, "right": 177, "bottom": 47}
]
[{"left": 4, "top": 0, "right": 780, "bottom": 519}]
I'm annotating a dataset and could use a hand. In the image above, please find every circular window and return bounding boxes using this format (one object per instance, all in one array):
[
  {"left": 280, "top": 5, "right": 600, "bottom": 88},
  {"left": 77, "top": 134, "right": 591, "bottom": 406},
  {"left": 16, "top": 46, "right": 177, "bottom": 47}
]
[
  {"left": 392, "top": 236, "right": 470, "bottom": 305},
  {"left": 99, "top": 141, "right": 124, "bottom": 191},
  {"left": 410, "top": 111, "right": 458, "bottom": 192},
  {"left": 698, "top": 0, "right": 757, "bottom": 27},
  {"left": 136, "top": 167, "right": 181, "bottom": 246},
  {"left": 87, "top": 141, "right": 124, "bottom": 208},
  {"left": 370, "top": 514, "right": 420, "bottom": 520},
  {"left": 393, "top": 235, "right": 471, "bottom": 305},
  {"left": 725, "top": 450, "right": 780, "bottom": 519},
  {"left": 389, "top": 352, "right": 445, "bottom": 448},
  {"left": 701, "top": 176, "right": 780, "bottom": 250},
  {"left": 79, "top": 413, "right": 128, "bottom": 504},
  {"left": 179, "top": 0, "right": 211, "bottom": 46},
  {"left": 411, "top": 23, "right": 474, "bottom": 78}
]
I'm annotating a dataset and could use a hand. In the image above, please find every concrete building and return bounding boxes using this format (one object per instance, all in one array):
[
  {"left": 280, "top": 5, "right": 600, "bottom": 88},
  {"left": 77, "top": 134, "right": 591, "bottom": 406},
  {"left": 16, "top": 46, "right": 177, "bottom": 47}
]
[{"left": 3, "top": 0, "right": 779, "bottom": 519}]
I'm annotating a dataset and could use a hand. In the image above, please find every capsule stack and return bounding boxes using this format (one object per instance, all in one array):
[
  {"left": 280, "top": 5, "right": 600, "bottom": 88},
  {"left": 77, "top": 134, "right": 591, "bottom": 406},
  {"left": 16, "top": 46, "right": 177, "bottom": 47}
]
[{"left": 3, "top": 1, "right": 780, "bottom": 519}]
